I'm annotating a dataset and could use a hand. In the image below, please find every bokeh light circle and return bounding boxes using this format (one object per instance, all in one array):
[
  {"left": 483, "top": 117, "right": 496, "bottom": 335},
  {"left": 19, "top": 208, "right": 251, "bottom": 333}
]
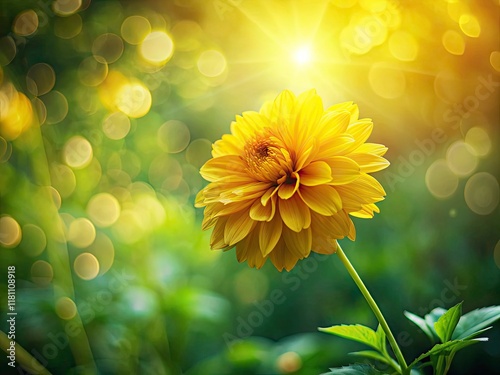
[
  {"left": 494, "top": 241, "right": 500, "bottom": 270},
  {"left": 389, "top": 30, "right": 418, "bottom": 61},
  {"left": 0, "top": 91, "right": 33, "bottom": 140},
  {"left": 52, "top": 0, "right": 82, "bottom": 16},
  {"left": 185, "top": 138, "right": 213, "bottom": 168},
  {"left": 68, "top": 218, "right": 96, "bottom": 248},
  {"left": 13, "top": 10, "right": 39, "bottom": 37},
  {"left": 27, "top": 63, "right": 56, "bottom": 96},
  {"left": 0, "top": 37, "right": 16, "bottom": 66},
  {"left": 197, "top": 50, "right": 227, "bottom": 78},
  {"left": 87, "top": 233, "right": 115, "bottom": 275},
  {"left": 465, "top": 127, "right": 491, "bottom": 157},
  {"left": 78, "top": 56, "right": 109, "bottom": 87},
  {"left": 116, "top": 82, "right": 152, "bottom": 118},
  {"left": 92, "top": 33, "right": 124, "bottom": 64},
  {"left": 103, "top": 112, "right": 131, "bottom": 140},
  {"left": 149, "top": 155, "right": 183, "bottom": 191},
  {"left": 31, "top": 97, "right": 47, "bottom": 125},
  {"left": 464, "top": 172, "right": 499, "bottom": 215},
  {"left": 63, "top": 136, "right": 93, "bottom": 169},
  {"left": 74, "top": 252, "right": 100, "bottom": 280},
  {"left": 425, "top": 159, "right": 459, "bottom": 199},
  {"left": 87, "top": 193, "right": 121, "bottom": 227},
  {"left": 442, "top": 30, "right": 465, "bottom": 55},
  {"left": 140, "top": 31, "right": 174, "bottom": 64},
  {"left": 459, "top": 14, "right": 481, "bottom": 38},
  {"left": 369, "top": 64, "right": 406, "bottom": 99},
  {"left": 276, "top": 351, "right": 302, "bottom": 374},
  {"left": 446, "top": 140, "right": 478, "bottom": 177},
  {"left": 55, "top": 297, "right": 77, "bottom": 320},
  {"left": 20, "top": 224, "right": 46, "bottom": 256},
  {"left": 491, "top": 51, "right": 500, "bottom": 72},
  {"left": 54, "top": 14, "right": 83, "bottom": 39},
  {"left": 158, "top": 120, "right": 190, "bottom": 153},
  {"left": 121, "top": 16, "right": 151, "bottom": 45},
  {"left": 50, "top": 163, "right": 76, "bottom": 198},
  {"left": 41, "top": 91, "right": 68, "bottom": 124},
  {"left": 31, "top": 260, "right": 53, "bottom": 286},
  {"left": 0, "top": 136, "right": 8, "bottom": 161},
  {"left": 0, "top": 216, "right": 22, "bottom": 248}
]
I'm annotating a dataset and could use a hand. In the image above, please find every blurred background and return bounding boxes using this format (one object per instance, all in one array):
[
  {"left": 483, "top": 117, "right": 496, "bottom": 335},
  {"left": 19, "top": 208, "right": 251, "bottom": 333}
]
[{"left": 0, "top": 0, "right": 498, "bottom": 374}]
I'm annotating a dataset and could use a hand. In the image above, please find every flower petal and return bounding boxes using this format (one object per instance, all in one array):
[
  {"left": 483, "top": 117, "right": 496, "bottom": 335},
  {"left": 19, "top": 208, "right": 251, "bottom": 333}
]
[
  {"left": 270, "top": 90, "right": 296, "bottom": 125},
  {"left": 232, "top": 112, "right": 268, "bottom": 140},
  {"left": 296, "top": 90, "right": 323, "bottom": 125},
  {"left": 336, "top": 173, "right": 386, "bottom": 205},
  {"left": 299, "top": 185, "right": 342, "bottom": 216},
  {"left": 300, "top": 160, "right": 332, "bottom": 186},
  {"left": 215, "top": 199, "right": 254, "bottom": 218},
  {"left": 346, "top": 119, "right": 373, "bottom": 150},
  {"left": 212, "top": 134, "right": 244, "bottom": 157},
  {"left": 279, "top": 194, "right": 311, "bottom": 232},
  {"left": 261, "top": 185, "right": 279, "bottom": 206},
  {"left": 259, "top": 214, "right": 282, "bottom": 256},
  {"left": 294, "top": 139, "right": 318, "bottom": 171},
  {"left": 268, "top": 237, "right": 300, "bottom": 271},
  {"left": 316, "top": 135, "right": 356, "bottom": 159},
  {"left": 353, "top": 142, "right": 388, "bottom": 156},
  {"left": 347, "top": 216, "right": 356, "bottom": 240},
  {"left": 200, "top": 155, "right": 246, "bottom": 181},
  {"left": 310, "top": 210, "right": 349, "bottom": 239},
  {"left": 326, "top": 156, "right": 360, "bottom": 185},
  {"left": 327, "top": 101, "right": 359, "bottom": 122},
  {"left": 282, "top": 226, "right": 312, "bottom": 259},
  {"left": 224, "top": 210, "right": 256, "bottom": 246},
  {"left": 194, "top": 189, "right": 206, "bottom": 208},
  {"left": 316, "top": 110, "right": 351, "bottom": 138},
  {"left": 236, "top": 230, "right": 267, "bottom": 269},
  {"left": 210, "top": 216, "right": 229, "bottom": 250},
  {"left": 348, "top": 153, "right": 390, "bottom": 173},
  {"left": 350, "top": 203, "right": 380, "bottom": 218},
  {"left": 295, "top": 89, "right": 323, "bottom": 142},
  {"left": 312, "top": 236, "right": 338, "bottom": 254},
  {"left": 250, "top": 195, "right": 276, "bottom": 221},
  {"left": 278, "top": 172, "right": 300, "bottom": 199}
]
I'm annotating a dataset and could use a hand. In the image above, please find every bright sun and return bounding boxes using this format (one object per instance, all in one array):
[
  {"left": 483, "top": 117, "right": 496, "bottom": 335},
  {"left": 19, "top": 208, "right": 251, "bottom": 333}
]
[{"left": 293, "top": 46, "right": 312, "bottom": 65}]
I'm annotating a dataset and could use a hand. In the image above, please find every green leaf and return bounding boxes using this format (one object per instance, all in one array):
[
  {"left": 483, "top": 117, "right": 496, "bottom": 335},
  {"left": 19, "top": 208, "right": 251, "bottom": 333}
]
[
  {"left": 404, "top": 310, "right": 436, "bottom": 343},
  {"left": 408, "top": 338, "right": 487, "bottom": 369},
  {"left": 457, "top": 327, "right": 492, "bottom": 341},
  {"left": 319, "top": 324, "right": 383, "bottom": 352},
  {"left": 452, "top": 305, "right": 500, "bottom": 340},
  {"left": 424, "top": 307, "right": 446, "bottom": 333},
  {"left": 349, "top": 350, "right": 390, "bottom": 364},
  {"left": 375, "top": 324, "right": 387, "bottom": 356},
  {"left": 321, "top": 364, "right": 388, "bottom": 375},
  {"left": 434, "top": 302, "right": 462, "bottom": 343}
]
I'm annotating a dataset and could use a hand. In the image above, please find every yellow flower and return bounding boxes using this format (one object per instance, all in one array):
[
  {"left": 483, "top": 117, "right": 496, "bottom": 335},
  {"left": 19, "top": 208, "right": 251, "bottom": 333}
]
[{"left": 195, "top": 89, "right": 389, "bottom": 271}]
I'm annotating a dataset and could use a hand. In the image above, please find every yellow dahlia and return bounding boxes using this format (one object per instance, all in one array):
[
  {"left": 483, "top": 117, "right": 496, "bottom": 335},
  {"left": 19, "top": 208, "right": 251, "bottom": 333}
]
[{"left": 195, "top": 89, "right": 389, "bottom": 271}]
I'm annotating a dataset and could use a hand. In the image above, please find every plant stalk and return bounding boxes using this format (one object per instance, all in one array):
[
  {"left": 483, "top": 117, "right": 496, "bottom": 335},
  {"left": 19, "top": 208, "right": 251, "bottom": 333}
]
[{"left": 336, "top": 243, "right": 409, "bottom": 375}]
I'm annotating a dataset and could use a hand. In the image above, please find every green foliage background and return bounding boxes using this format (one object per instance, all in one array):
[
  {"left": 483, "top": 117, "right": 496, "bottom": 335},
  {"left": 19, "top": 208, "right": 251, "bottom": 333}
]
[{"left": 0, "top": 1, "right": 498, "bottom": 374}]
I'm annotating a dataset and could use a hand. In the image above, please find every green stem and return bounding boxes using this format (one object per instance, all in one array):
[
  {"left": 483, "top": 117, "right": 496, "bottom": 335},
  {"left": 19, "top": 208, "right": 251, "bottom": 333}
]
[{"left": 336, "top": 243, "right": 409, "bottom": 375}]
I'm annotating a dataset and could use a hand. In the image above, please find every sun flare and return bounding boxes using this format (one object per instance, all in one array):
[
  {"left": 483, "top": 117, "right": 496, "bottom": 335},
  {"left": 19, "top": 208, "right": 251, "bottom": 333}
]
[{"left": 292, "top": 45, "right": 312, "bottom": 65}]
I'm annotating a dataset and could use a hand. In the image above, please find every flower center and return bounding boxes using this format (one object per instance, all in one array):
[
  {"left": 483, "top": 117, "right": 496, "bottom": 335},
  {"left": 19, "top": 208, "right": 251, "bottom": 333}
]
[{"left": 244, "top": 132, "right": 292, "bottom": 183}]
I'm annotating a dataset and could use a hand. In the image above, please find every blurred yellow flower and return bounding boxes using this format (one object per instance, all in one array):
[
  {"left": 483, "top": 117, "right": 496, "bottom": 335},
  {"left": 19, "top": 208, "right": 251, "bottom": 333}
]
[{"left": 196, "top": 89, "right": 389, "bottom": 271}]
